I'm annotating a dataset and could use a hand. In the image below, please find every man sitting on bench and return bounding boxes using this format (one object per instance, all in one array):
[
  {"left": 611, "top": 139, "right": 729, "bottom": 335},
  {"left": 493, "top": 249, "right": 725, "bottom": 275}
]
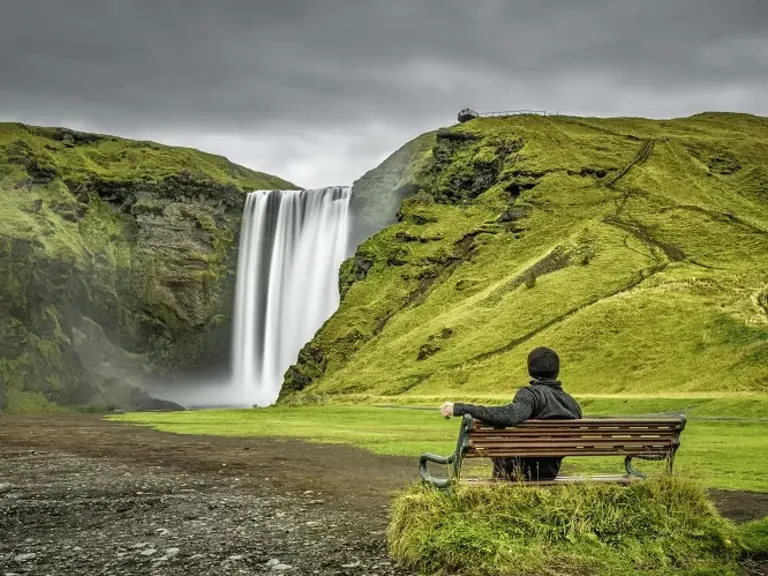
[{"left": 439, "top": 346, "right": 582, "bottom": 482}]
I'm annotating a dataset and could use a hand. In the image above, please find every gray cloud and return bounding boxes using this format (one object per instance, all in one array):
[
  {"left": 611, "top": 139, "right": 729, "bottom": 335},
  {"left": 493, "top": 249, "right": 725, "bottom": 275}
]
[{"left": 2, "top": 0, "right": 767, "bottom": 187}]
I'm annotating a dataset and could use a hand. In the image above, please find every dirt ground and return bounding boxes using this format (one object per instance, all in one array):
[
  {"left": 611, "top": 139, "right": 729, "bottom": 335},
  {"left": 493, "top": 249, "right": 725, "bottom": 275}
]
[{"left": 1, "top": 414, "right": 767, "bottom": 575}]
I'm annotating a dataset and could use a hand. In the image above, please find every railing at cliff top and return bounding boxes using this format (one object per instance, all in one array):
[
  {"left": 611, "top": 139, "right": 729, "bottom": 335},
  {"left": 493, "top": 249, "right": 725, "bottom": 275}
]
[{"left": 458, "top": 109, "right": 558, "bottom": 122}]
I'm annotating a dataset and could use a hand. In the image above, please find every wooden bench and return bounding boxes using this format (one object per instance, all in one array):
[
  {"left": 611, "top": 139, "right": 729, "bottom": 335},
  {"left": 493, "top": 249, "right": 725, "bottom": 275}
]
[{"left": 420, "top": 414, "right": 687, "bottom": 488}]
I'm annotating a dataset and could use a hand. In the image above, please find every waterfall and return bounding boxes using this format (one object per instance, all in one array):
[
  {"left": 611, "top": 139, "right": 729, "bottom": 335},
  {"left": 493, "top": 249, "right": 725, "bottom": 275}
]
[{"left": 231, "top": 187, "right": 352, "bottom": 406}]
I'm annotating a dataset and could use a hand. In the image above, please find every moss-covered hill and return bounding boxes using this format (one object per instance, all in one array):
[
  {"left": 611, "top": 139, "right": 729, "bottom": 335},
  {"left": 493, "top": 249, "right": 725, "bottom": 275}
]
[
  {"left": 283, "top": 112, "right": 768, "bottom": 402},
  {"left": 0, "top": 123, "right": 295, "bottom": 411}
]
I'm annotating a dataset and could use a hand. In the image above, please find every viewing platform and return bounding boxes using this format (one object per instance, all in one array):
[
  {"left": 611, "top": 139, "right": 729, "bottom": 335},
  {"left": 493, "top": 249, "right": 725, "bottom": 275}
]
[{"left": 458, "top": 108, "right": 555, "bottom": 123}]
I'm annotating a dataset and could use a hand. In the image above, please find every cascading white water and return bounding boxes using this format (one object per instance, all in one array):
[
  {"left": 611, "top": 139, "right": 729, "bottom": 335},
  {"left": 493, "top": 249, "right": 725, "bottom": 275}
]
[{"left": 231, "top": 186, "right": 351, "bottom": 406}]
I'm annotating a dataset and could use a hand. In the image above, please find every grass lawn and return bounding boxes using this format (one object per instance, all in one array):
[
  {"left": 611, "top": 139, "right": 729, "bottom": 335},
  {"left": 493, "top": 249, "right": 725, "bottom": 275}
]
[{"left": 112, "top": 396, "right": 768, "bottom": 492}]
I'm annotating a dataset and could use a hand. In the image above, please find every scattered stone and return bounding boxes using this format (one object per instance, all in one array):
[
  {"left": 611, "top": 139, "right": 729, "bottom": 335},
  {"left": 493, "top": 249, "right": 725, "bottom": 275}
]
[
  {"left": 228, "top": 554, "right": 244, "bottom": 561},
  {"left": 139, "top": 548, "right": 157, "bottom": 556},
  {"left": 272, "top": 563, "right": 293, "bottom": 571},
  {"left": 341, "top": 561, "right": 361, "bottom": 568},
  {"left": 0, "top": 483, "right": 13, "bottom": 494},
  {"left": 164, "top": 547, "right": 180, "bottom": 557},
  {"left": 132, "top": 543, "right": 149, "bottom": 549},
  {"left": 14, "top": 553, "right": 37, "bottom": 563}
]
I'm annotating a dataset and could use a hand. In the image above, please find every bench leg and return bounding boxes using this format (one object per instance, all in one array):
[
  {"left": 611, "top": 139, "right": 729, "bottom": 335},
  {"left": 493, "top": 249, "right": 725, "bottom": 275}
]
[
  {"left": 624, "top": 456, "right": 648, "bottom": 479},
  {"left": 419, "top": 453, "right": 456, "bottom": 488},
  {"left": 666, "top": 450, "right": 677, "bottom": 474},
  {"left": 419, "top": 414, "right": 473, "bottom": 489}
]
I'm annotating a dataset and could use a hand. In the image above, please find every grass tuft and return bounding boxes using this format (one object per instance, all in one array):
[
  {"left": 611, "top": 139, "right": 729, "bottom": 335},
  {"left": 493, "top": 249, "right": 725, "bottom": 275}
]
[
  {"left": 739, "top": 517, "right": 768, "bottom": 560},
  {"left": 389, "top": 477, "right": 741, "bottom": 576}
]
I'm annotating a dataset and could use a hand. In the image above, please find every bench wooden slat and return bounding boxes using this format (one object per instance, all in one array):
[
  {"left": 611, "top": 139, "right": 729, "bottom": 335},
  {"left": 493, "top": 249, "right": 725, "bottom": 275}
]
[
  {"left": 473, "top": 423, "right": 684, "bottom": 432},
  {"left": 471, "top": 434, "right": 676, "bottom": 446},
  {"left": 469, "top": 438, "right": 675, "bottom": 450},
  {"left": 472, "top": 426, "right": 682, "bottom": 433},
  {"left": 472, "top": 428, "right": 679, "bottom": 438},
  {"left": 463, "top": 475, "right": 642, "bottom": 486},
  {"left": 466, "top": 449, "right": 672, "bottom": 457},
  {"left": 470, "top": 435, "right": 678, "bottom": 442},
  {"left": 493, "top": 418, "right": 686, "bottom": 426},
  {"left": 468, "top": 440, "right": 676, "bottom": 449}
]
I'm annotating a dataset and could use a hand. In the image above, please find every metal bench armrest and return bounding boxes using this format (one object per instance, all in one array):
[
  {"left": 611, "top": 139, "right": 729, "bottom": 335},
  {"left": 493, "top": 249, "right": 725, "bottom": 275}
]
[{"left": 419, "top": 452, "right": 455, "bottom": 488}]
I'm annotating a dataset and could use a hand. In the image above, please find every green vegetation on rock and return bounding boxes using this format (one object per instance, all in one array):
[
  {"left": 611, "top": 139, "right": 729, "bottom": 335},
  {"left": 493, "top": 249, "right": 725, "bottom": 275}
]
[
  {"left": 282, "top": 112, "right": 768, "bottom": 402},
  {"left": 0, "top": 122, "right": 296, "bottom": 411},
  {"left": 388, "top": 478, "right": 755, "bottom": 576}
]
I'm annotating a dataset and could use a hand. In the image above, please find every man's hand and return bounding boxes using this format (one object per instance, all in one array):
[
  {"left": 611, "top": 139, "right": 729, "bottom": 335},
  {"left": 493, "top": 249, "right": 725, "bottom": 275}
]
[{"left": 440, "top": 402, "right": 455, "bottom": 418}]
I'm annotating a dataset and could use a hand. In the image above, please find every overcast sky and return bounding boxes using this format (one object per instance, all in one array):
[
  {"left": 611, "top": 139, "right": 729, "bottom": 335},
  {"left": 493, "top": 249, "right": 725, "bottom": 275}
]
[{"left": 2, "top": 0, "right": 767, "bottom": 188}]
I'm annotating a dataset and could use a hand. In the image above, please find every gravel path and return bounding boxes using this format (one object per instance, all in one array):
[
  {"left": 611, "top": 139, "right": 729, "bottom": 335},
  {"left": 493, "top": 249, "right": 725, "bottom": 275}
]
[{"left": 0, "top": 415, "right": 414, "bottom": 576}]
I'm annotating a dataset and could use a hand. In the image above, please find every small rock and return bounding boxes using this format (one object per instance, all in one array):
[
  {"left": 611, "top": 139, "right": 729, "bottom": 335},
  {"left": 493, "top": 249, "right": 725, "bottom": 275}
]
[
  {"left": 14, "top": 553, "right": 37, "bottom": 563},
  {"left": 228, "top": 554, "right": 244, "bottom": 561},
  {"left": 342, "top": 561, "right": 361, "bottom": 568},
  {"left": 132, "top": 543, "right": 149, "bottom": 549},
  {"left": 164, "top": 548, "right": 180, "bottom": 557},
  {"left": 139, "top": 548, "right": 157, "bottom": 556},
  {"left": 0, "top": 483, "right": 13, "bottom": 494},
  {"left": 267, "top": 559, "right": 281, "bottom": 567},
  {"left": 272, "top": 564, "right": 293, "bottom": 571}
]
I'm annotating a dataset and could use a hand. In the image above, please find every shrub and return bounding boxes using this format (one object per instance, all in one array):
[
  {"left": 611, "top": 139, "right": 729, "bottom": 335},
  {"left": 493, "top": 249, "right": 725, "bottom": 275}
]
[{"left": 388, "top": 477, "right": 740, "bottom": 576}]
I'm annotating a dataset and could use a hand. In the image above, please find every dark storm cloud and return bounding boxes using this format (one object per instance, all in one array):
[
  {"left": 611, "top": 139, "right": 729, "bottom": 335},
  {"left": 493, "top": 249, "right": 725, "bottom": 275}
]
[{"left": 2, "top": 0, "right": 767, "bottom": 186}]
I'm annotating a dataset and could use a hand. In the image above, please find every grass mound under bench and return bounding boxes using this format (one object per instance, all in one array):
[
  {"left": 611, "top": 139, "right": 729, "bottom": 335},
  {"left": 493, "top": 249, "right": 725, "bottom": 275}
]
[{"left": 389, "top": 477, "right": 757, "bottom": 576}]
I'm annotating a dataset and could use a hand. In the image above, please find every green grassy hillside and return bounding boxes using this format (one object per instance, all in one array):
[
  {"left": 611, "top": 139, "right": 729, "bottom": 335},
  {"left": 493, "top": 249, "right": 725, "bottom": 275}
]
[
  {"left": 0, "top": 123, "right": 295, "bottom": 411},
  {"left": 283, "top": 112, "right": 768, "bottom": 401}
]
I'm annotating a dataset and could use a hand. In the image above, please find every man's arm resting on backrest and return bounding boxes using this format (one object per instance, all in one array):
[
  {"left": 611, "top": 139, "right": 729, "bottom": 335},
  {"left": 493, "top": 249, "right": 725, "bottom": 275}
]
[{"left": 452, "top": 388, "right": 535, "bottom": 427}]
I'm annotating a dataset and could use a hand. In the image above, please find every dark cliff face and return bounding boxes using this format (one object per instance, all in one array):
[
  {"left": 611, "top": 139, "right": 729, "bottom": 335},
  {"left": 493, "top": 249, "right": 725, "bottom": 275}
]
[
  {"left": 347, "top": 132, "right": 436, "bottom": 251},
  {"left": 0, "top": 123, "right": 296, "bottom": 411}
]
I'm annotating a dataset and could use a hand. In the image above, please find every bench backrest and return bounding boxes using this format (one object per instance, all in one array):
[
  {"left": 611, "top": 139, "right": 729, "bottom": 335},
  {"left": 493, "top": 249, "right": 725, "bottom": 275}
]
[{"left": 464, "top": 417, "right": 686, "bottom": 459}]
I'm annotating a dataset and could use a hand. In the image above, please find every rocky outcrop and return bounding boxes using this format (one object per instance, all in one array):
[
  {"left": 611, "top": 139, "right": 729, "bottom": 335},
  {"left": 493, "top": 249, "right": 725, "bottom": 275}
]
[
  {"left": 348, "top": 132, "right": 436, "bottom": 249},
  {"left": 0, "top": 122, "right": 296, "bottom": 411}
]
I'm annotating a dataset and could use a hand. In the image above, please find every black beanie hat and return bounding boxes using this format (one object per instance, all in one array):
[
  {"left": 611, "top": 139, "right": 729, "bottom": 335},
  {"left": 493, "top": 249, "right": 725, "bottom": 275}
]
[{"left": 528, "top": 346, "right": 560, "bottom": 379}]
